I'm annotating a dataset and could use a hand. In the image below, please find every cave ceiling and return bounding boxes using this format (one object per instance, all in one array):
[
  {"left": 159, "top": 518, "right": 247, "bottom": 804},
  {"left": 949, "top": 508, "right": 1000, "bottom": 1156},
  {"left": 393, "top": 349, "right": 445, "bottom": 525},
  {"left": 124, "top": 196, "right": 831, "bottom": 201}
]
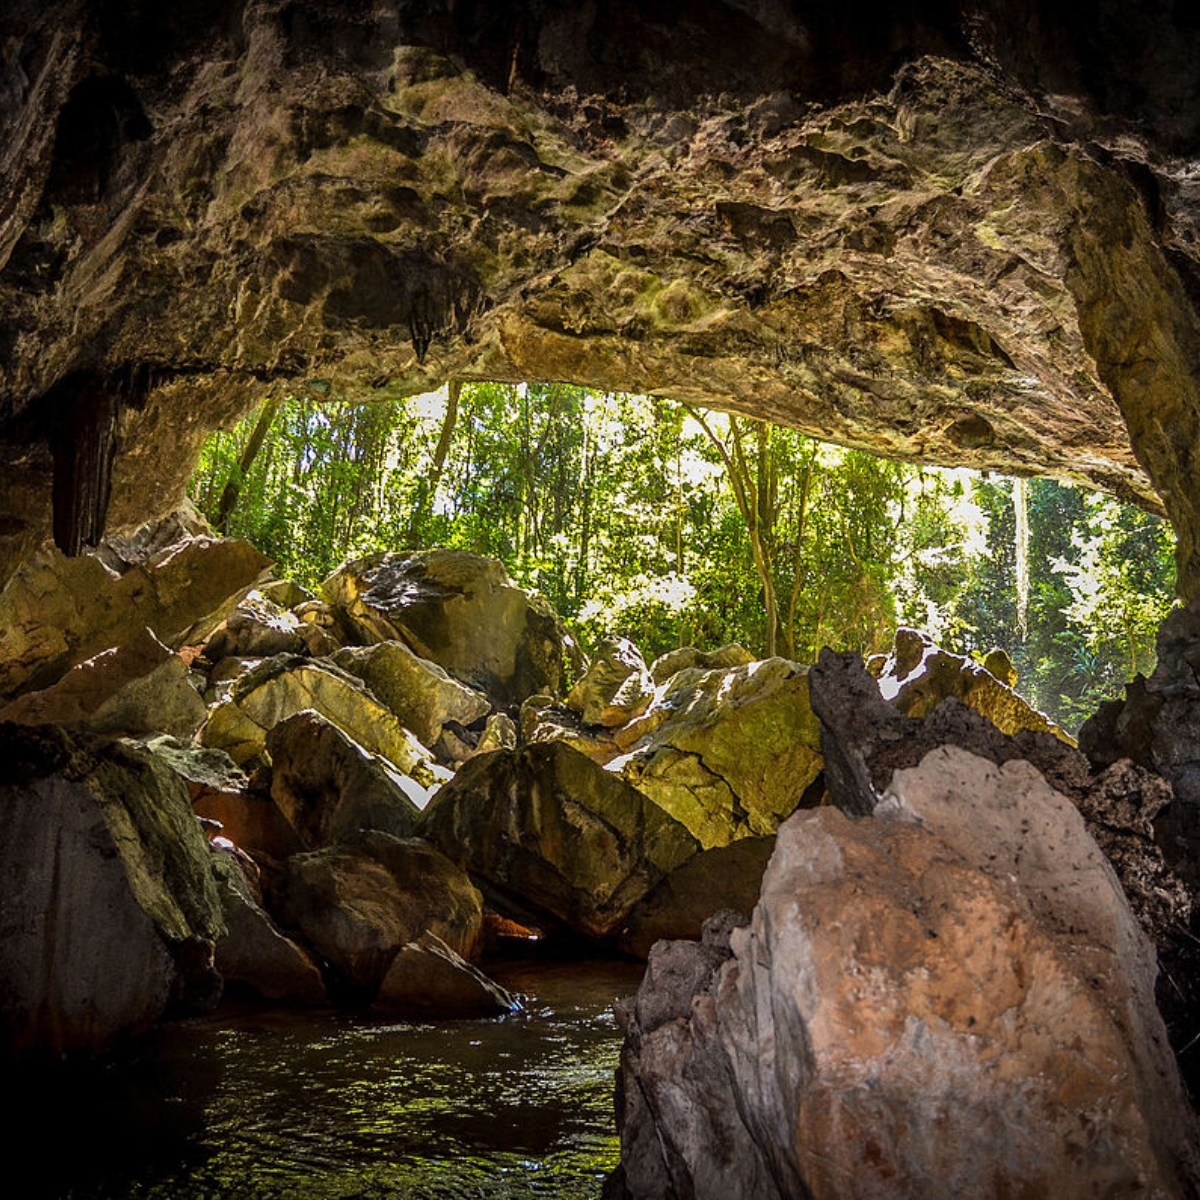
[{"left": 4, "top": 1, "right": 1200, "bottom": 590}]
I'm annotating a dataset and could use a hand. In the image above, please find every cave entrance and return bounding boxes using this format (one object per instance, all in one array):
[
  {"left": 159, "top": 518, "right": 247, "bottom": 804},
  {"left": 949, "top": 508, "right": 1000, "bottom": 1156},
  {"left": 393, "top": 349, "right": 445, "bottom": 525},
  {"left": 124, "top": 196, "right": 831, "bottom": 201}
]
[{"left": 192, "top": 380, "right": 1175, "bottom": 736}]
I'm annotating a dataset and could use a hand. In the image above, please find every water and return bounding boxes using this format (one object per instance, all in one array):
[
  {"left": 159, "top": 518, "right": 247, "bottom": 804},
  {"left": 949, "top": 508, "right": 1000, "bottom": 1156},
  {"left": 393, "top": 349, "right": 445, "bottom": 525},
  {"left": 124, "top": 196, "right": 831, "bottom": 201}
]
[{"left": 7, "top": 957, "right": 644, "bottom": 1199}]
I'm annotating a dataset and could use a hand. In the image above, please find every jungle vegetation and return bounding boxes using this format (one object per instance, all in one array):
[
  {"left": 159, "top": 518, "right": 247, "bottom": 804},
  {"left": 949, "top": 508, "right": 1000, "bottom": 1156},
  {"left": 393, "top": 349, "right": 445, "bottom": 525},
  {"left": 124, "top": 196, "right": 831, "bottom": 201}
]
[{"left": 189, "top": 381, "right": 1175, "bottom": 733}]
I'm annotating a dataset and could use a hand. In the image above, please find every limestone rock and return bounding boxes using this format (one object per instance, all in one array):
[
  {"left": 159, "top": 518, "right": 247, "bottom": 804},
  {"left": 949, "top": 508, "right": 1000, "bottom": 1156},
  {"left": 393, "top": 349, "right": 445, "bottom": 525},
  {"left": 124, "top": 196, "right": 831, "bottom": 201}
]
[
  {"left": 0, "top": 536, "right": 271, "bottom": 702},
  {"left": 0, "top": 726, "right": 224, "bottom": 1058},
  {"left": 0, "top": 626, "right": 205, "bottom": 738},
  {"left": 475, "top": 712, "right": 517, "bottom": 755},
  {"left": 200, "top": 654, "right": 451, "bottom": 800},
  {"left": 617, "top": 836, "right": 776, "bottom": 960},
  {"left": 266, "top": 709, "right": 424, "bottom": 846},
  {"left": 322, "top": 551, "right": 573, "bottom": 706},
  {"left": 419, "top": 741, "right": 699, "bottom": 940},
  {"left": 877, "top": 627, "right": 1069, "bottom": 741},
  {"left": 203, "top": 590, "right": 308, "bottom": 660},
  {"left": 519, "top": 694, "right": 621, "bottom": 764},
  {"left": 332, "top": 640, "right": 491, "bottom": 750},
  {"left": 566, "top": 636, "right": 654, "bottom": 726},
  {"left": 649, "top": 644, "right": 755, "bottom": 686},
  {"left": 612, "top": 746, "right": 1200, "bottom": 1198},
  {"left": 373, "top": 931, "right": 518, "bottom": 1018},
  {"left": 211, "top": 852, "right": 326, "bottom": 1006},
  {"left": 609, "top": 658, "right": 823, "bottom": 848},
  {"left": 271, "top": 832, "right": 484, "bottom": 996}
]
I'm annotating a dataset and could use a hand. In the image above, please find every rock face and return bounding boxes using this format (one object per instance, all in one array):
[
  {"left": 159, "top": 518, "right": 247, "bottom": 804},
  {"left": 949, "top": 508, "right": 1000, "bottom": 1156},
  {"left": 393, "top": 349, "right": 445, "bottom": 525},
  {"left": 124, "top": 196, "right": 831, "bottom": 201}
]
[
  {"left": 0, "top": 726, "right": 223, "bottom": 1059},
  {"left": 266, "top": 709, "right": 424, "bottom": 846},
  {"left": 611, "top": 745, "right": 1200, "bottom": 1199},
  {"left": 331, "top": 640, "right": 491, "bottom": 750},
  {"left": 324, "top": 551, "right": 572, "bottom": 707},
  {"left": 5, "top": 4, "right": 1200, "bottom": 594},
  {"left": 649, "top": 644, "right": 756, "bottom": 687},
  {"left": 610, "top": 657, "right": 823, "bottom": 848},
  {"left": 0, "top": 535, "right": 270, "bottom": 702},
  {"left": 271, "top": 831, "right": 484, "bottom": 998},
  {"left": 420, "top": 741, "right": 699, "bottom": 940},
  {"left": 200, "top": 654, "right": 450, "bottom": 795},
  {"left": 373, "top": 931, "right": 517, "bottom": 1018},
  {"left": 0, "top": 625, "right": 206, "bottom": 737},
  {"left": 617, "top": 836, "right": 776, "bottom": 960},
  {"left": 877, "top": 627, "right": 1068, "bottom": 741},
  {"left": 566, "top": 636, "right": 654, "bottom": 727}
]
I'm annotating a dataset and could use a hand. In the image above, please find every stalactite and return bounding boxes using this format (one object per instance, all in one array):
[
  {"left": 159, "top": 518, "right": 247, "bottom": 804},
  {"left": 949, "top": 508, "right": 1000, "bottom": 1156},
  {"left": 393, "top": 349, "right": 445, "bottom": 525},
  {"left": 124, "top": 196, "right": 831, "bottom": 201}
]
[
  {"left": 1014, "top": 475, "right": 1029, "bottom": 640},
  {"left": 45, "top": 374, "right": 120, "bottom": 556}
]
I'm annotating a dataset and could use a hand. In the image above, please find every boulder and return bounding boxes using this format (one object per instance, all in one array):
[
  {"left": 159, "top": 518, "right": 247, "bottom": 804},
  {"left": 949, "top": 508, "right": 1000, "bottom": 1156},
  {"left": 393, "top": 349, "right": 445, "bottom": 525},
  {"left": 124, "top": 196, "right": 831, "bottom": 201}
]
[
  {"left": 373, "top": 931, "right": 519, "bottom": 1018},
  {"left": 200, "top": 655, "right": 451, "bottom": 803},
  {"left": 617, "top": 836, "right": 776, "bottom": 960},
  {"left": 266, "top": 709, "right": 424, "bottom": 847},
  {"left": 322, "top": 550, "right": 574, "bottom": 706},
  {"left": 566, "top": 636, "right": 654, "bottom": 726},
  {"left": 609, "top": 658, "right": 824, "bottom": 848},
  {"left": 519, "top": 694, "right": 622, "bottom": 763},
  {"left": 0, "top": 627, "right": 206, "bottom": 738},
  {"left": 0, "top": 533, "right": 271, "bottom": 702},
  {"left": 0, "top": 727, "right": 224, "bottom": 1059},
  {"left": 611, "top": 746, "right": 1200, "bottom": 1199},
  {"left": 271, "top": 832, "right": 484, "bottom": 996},
  {"left": 419, "top": 741, "right": 699, "bottom": 940},
  {"left": 332, "top": 640, "right": 491, "bottom": 750},
  {"left": 877, "top": 627, "right": 1070, "bottom": 741},
  {"left": 203, "top": 590, "right": 309, "bottom": 660},
  {"left": 211, "top": 852, "right": 327, "bottom": 1006},
  {"left": 649, "top": 643, "right": 755, "bottom": 686}
]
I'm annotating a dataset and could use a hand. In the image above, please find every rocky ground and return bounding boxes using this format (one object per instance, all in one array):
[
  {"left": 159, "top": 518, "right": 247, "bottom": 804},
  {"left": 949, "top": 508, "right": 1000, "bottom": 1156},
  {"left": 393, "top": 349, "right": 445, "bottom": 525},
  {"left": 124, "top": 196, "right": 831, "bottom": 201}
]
[{"left": 0, "top": 511, "right": 1197, "bottom": 1195}]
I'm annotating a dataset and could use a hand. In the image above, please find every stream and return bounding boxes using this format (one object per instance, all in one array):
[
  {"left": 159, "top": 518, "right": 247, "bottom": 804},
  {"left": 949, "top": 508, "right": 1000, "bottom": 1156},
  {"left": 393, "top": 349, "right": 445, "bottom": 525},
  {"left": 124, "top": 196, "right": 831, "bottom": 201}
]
[{"left": 10, "top": 957, "right": 644, "bottom": 1199}]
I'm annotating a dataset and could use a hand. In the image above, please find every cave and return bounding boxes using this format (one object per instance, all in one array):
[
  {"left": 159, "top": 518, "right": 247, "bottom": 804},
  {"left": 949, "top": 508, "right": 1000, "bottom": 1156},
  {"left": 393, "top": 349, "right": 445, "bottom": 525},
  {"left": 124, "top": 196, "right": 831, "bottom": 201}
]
[{"left": 3, "top": 1, "right": 1200, "bottom": 1195}]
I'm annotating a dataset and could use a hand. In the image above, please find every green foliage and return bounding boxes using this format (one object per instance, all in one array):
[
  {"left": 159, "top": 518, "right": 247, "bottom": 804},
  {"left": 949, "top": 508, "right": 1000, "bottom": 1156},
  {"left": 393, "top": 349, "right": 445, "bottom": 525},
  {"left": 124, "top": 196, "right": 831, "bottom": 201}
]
[{"left": 190, "top": 385, "right": 1176, "bottom": 733}]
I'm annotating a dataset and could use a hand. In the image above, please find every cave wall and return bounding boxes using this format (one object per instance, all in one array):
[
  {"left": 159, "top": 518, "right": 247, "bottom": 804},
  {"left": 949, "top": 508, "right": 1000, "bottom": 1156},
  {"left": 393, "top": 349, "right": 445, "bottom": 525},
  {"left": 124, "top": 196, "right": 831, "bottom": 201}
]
[{"left": 3, "top": 1, "right": 1200, "bottom": 589}]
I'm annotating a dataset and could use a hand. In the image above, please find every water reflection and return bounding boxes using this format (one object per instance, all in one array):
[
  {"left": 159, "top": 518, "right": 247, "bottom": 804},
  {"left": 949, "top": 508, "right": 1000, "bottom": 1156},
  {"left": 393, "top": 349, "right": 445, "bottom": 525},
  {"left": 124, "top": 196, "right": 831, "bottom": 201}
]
[{"left": 6, "top": 957, "right": 643, "bottom": 1199}]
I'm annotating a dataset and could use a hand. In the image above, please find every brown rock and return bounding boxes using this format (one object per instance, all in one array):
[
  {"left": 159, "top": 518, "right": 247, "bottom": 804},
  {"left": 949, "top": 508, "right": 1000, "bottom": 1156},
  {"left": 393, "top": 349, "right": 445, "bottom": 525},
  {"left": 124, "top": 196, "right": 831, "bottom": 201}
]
[
  {"left": 0, "top": 535, "right": 270, "bottom": 702},
  {"left": 331, "top": 640, "right": 491, "bottom": 750},
  {"left": 610, "top": 657, "right": 823, "bottom": 848},
  {"left": 419, "top": 741, "right": 699, "bottom": 940},
  {"left": 617, "top": 837, "right": 776, "bottom": 960},
  {"left": 322, "top": 551, "right": 574, "bottom": 706},
  {"left": 566, "top": 636, "right": 654, "bottom": 727},
  {"left": 519, "top": 694, "right": 621, "bottom": 764},
  {"left": 877, "top": 627, "right": 1069, "bottom": 741},
  {"left": 0, "top": 626, "right": 206, "bottom": 738},
  {"left": 649, "top": 644, "right": 756, "bottom": 686},
  {"left": 613, "top": 746, "right": 1200, "bottom": 1198},
  {"left": 373, "top": 931, "right": 518, "bottom": 1018},
  {"left": 271, "top": 832, "right": 484, "bottom": 996},
  {"left": 0, "top": 727, "right": 224, "bottom": 1058},
  {"left": 211, "top": 852, "right": 327, "bottom": 1006},
  {"left": 266, "top": 709, "right": 424, "bottom": 847}
]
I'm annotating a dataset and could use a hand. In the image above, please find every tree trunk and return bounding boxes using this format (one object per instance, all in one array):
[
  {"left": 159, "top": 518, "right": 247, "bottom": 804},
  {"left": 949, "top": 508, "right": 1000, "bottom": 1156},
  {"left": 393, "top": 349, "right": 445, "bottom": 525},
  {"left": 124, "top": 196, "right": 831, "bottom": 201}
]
[{"left": 213, "top": 395, "right": 282, "bottom": 533}]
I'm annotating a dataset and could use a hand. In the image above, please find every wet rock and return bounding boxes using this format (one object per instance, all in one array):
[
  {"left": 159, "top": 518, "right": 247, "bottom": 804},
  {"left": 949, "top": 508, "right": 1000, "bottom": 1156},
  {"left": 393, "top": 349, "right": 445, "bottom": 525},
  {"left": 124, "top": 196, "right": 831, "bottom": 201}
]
[
  {"left": 0, "top": 626, "right": 205, "bottom": 738},
  {"left": 332, "top": 640, "right": 491, "bottom": 750},
  {"left": 419, "top": 741, "right": 699, "bottom": 941},
  {"left": 0, "top": 535, "right": 271, "bottom": 702},
  {"left": 612, "top": 745, "right": 1200, "bottom": 1198},
  {"left": 211, "top": 852, "right": 327, "bottom": 1006},
  {"left": 877, "top": 627, "right": 1068, "bottom": 741},
  {"left": 617, "top": 837, "right": 776, "bottom": 960},
  {"left": 271, "top": 831, "right": 484, "bottom": 996},
  {"left": 322, "top": 551, "right": 574, "bottom": 706},
  {"left": 266, "top": 709, "right": 424, "bottom": 846},
  {"left": 610, "top": 658, "right": 823, "bottom": 848},
  {"left": 0, "top": 726, "right": 224, "bottom": 1059},
  {"left": 373, "top": 931, "right": 518, "bottom": 1018},
  {"left": 566, "top": 636, "right": 654, "bottom": 727},
  {"left": 649, "top": 644, "right": 755, "bottom": 686},
  {"left": 200, "top": 655, "right": 451, "bottom": 799}
]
